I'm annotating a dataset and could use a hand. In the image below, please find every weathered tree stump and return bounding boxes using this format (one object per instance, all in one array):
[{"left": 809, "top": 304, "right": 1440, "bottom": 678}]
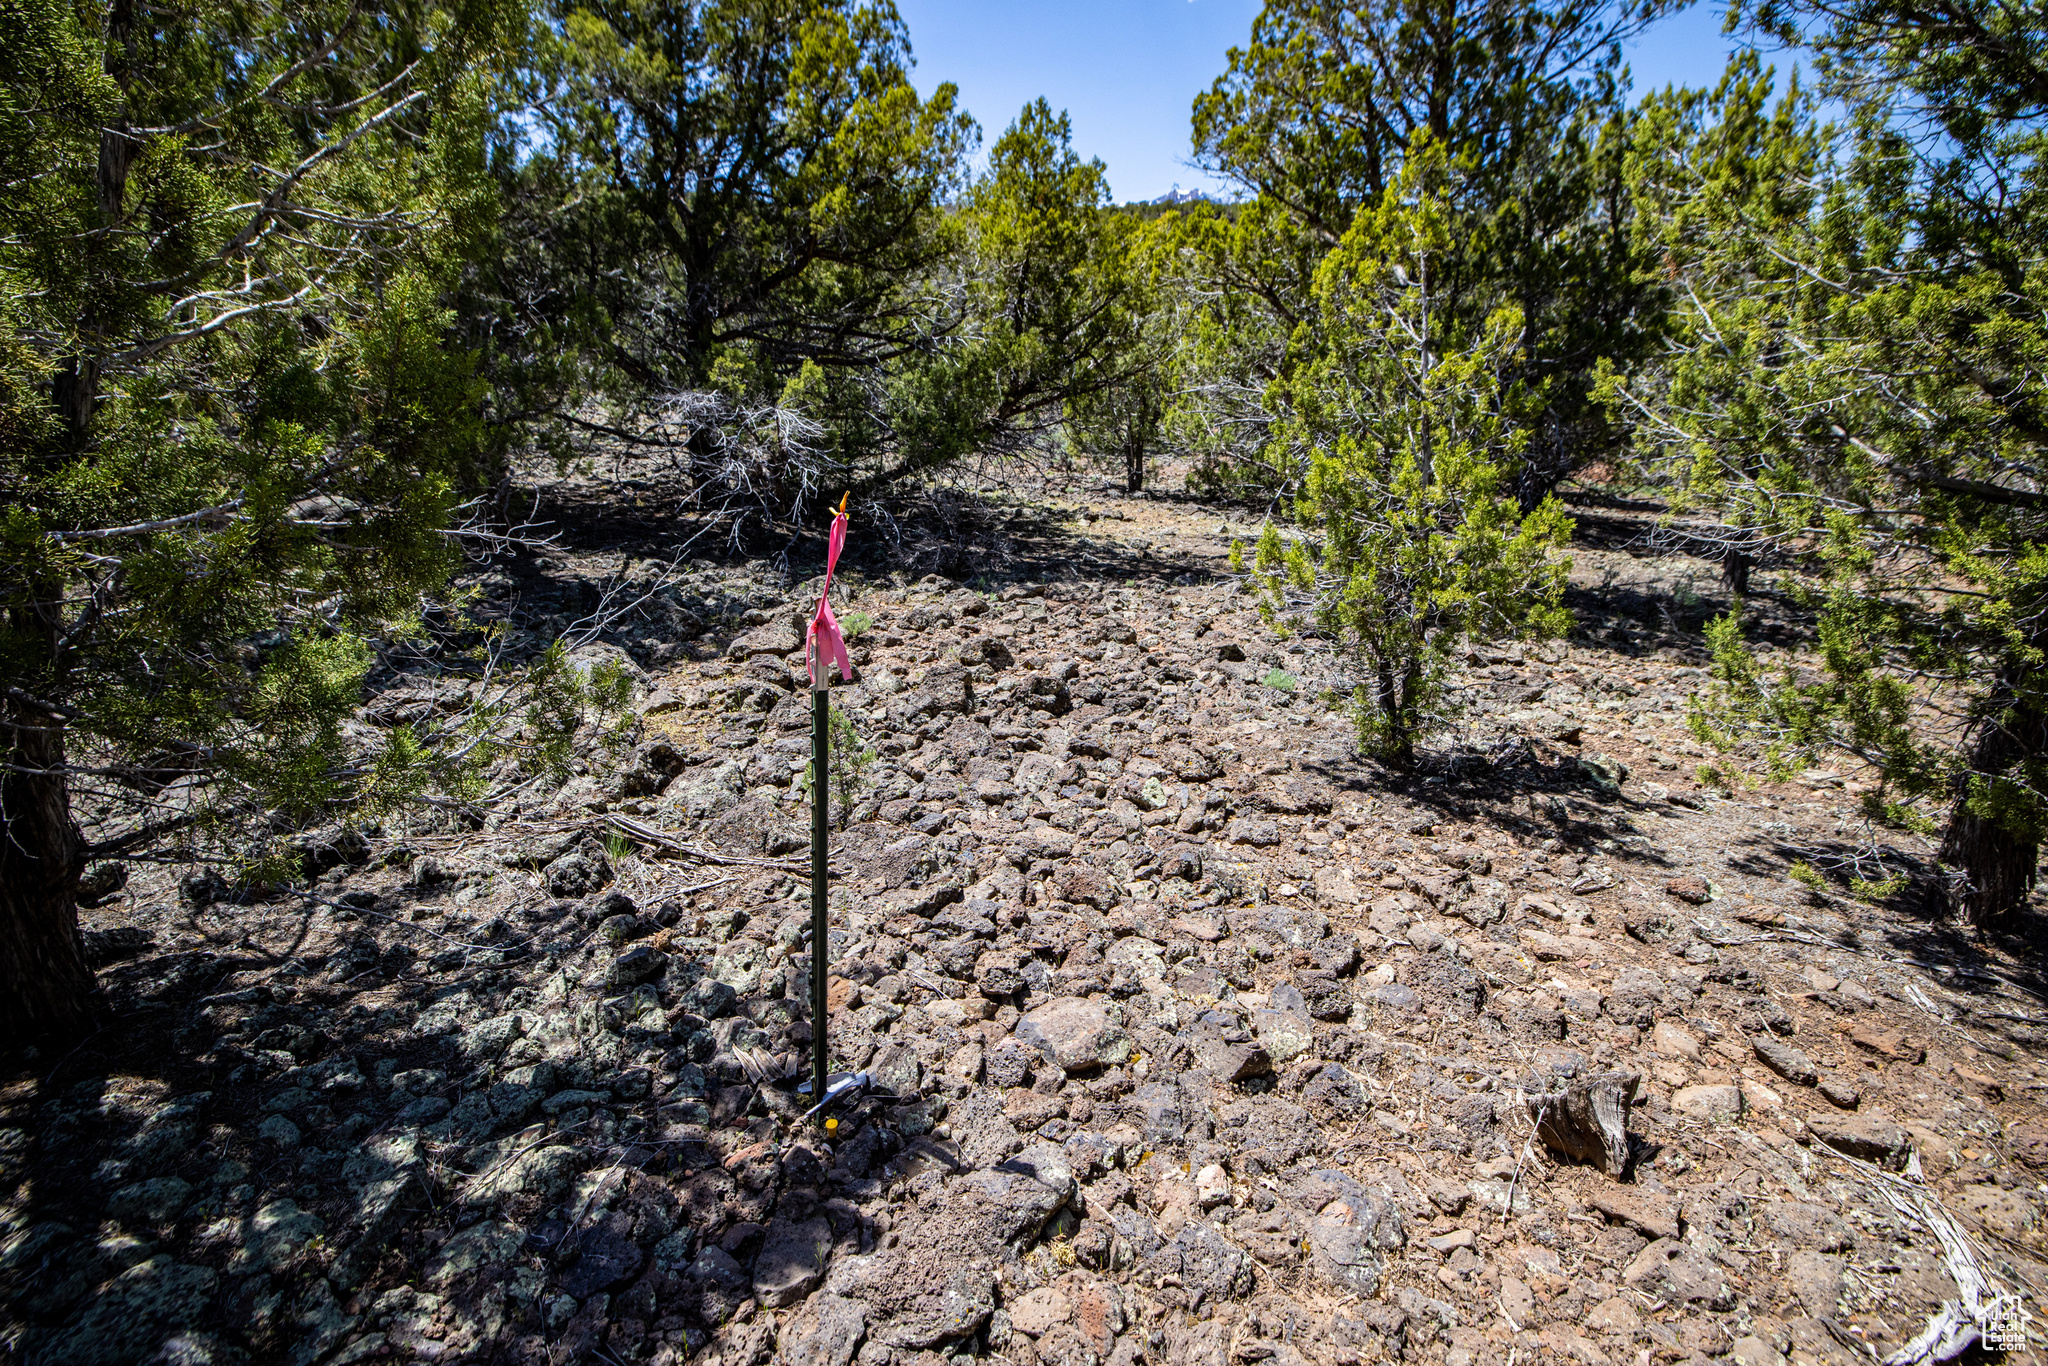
[{"left": 1527, "top": 1071, "right": 1638, "bottom": 1175}]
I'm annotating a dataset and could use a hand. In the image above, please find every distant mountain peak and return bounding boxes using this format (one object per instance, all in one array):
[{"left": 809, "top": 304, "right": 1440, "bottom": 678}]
[{"left": 1152, "top": 184, "right": 1217, "bottom": 205}]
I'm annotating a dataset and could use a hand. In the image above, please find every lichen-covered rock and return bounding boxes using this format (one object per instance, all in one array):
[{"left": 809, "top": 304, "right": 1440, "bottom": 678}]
[
  {"left": 105, "top": 1177, "right": 192, "bottom": 1223},
  {"left": 543, "top": 847, "right": 612, "bottom": 898},
  {"left": 947, "top": 1167, "right": 1071, "bottom": 1252},
  {"left": 776, "top": 1292, "right": 867, "bottom": 1366},
  {"left": 1016, "top": 998, "right": 1131, "bottom": 1074},
  {"left": 1249, "top": 994, "right": 1313, "bottom": 1066},
  {"left": 1123, "top": 1083, "right": 1184, "bottom": 1147},
  {"left": 1623, "top": 1238, "right": 1734, "bottom": 1309},
  {"left": 228, "top": 1199, "right": 325, "bottom": 1274},
  {"left": 1150, "top": 1221, "right": 1251, "bottom": 1311},
  {"left": 462, "top": 1142, "right": 584, "bottom": 1208},
  {"left": 424, "top": 1219, "right": 523, "bottom": 1288},
  {"left": 1304, "top": 1179, "right": 1404, "bottom": 1297},
  {"left": 26, "top": 1256, "right": 217, "bottom": 1366},
  {"left": 825, "top": 1245, "right": 996, "bottom": 1349},
  {"left": 454, "top": 1012, "right": 525, "bottom": 1063}
]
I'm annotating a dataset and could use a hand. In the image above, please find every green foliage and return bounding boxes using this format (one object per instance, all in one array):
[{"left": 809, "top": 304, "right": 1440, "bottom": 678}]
[
  {"left": 0, "top": 0, "right": 630, "bottom": 881},
  {"left": 1175, "top": 0, "right": 1669, "bottom": 501},
  {"left": 1063, "top": 210, "right": 1184, "bottom": 491},
  {"left": 1688, "top": 593, "right": 1941, "bottom": 832},
  {"left": 1261, "top": 668, "right": 1298, "bottom": 693},
  {"left": 1238, "top": 144, "right": 1574, "bottom": 765},
  {"left": 893, "top": 99, "right": 1158, "bottom": 482},
  {"left": 498, "top": 0, "right": 971, "bottom": 442},
  {"left": 1613, "top": 32, "right": 2048, "bottom": 917},
  {"left": 840, "top": 611, "right": 874, "bottom": 640},
  {"left": 487, "top": 4, "right": 1159, "bottom": 516},
  {"left": 799, "top": 702, "right": 877, "bottom": 830}
]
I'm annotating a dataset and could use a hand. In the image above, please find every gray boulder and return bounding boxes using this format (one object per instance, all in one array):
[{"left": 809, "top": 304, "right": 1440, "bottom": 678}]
[
  {"left": 777, "top": 1293, "right": 868, "bottom": 1366},
  {"left": 1306, "top": 1189, "right": 1404, "bottom": 1297},
  {"left": 754, "top": 1217, "right": 834, "bottom": 1308},
  {"left": 826, "top": 1245, "right": 996, "bottom": 1349},
  {"left": 1151, "top": 1222, "right": 1251, "bottom": 1311},
  {"left": 947, "top": 1168, "right": 1071, "bottom": 1253},
  {"left": 1015, "top": 998, "right": 1131, "bottom": 1074},
  {"left": 543, "top": 846, "right": 613, "bottom": 898},
  {"left": 1250, "top": 995, "right": 1314, "bottom": 1066},
  {"left": 228, "top": 1200, "right": 326, "bottom": 1274},
  {"left": 27, "top": 1257, "right": 217, "bottom": 1366},
  {"left": 1623, "top": 1238, "right": 1734, "bottom": 1309},
  {"left": 330, "top": 1132, "right": 429, "bottom": 1289}
]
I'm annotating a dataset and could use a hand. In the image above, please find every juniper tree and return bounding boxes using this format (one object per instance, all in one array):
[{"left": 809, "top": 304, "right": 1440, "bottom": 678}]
[
  {"left": 1065, "top": 209, "right": 1183, "bottom": 493},
  {"left": 484, "top": 0, "right": 974, "bottom": 496},
  {"left": 488, "top": 5, "right": 1164, "bottom": 523},
  {"left": 0, "top": 0, "right": 531, "bottom": 1039},
  {"left": 1240, "top": 142, "right": 1574, "bottom": 765},
  {"left": 1614, "top": 28, "right": 2048, "bottom": 929},
  {"left": 1178, "top": 0, "right": 1670, "bottom": 501}
]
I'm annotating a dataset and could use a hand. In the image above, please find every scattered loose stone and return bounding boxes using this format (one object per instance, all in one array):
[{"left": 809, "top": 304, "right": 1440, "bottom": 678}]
[
  {"left": 1817, "top": 1073, "right": 1861, "bottom": 1109},
  {"left": 17, "top": 490, "right": 2040, "bottom": 1366},
  {"left": 1807, "top": 1111, "right": 1911, "bottom": 1169},
  {"left": 1752, "top": 1037, "right": 1819, "bottom": 1086}
]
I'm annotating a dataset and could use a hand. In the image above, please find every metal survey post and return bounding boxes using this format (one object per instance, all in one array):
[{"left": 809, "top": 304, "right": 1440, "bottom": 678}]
[
  {"left": 804, "top": 493, "right": 851, "bottom": 1129},
  {"left": 809, "top": 678, "right": 830, "bottom": 1122}
]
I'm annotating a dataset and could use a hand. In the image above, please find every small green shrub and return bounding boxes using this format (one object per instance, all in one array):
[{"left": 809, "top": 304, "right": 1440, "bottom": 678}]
[
  {"left": 798, "top": 703, "right": 878, "bottom": 829},
  {"left": 1262, "top": 668, "right": 1298, "bottom": 693}
]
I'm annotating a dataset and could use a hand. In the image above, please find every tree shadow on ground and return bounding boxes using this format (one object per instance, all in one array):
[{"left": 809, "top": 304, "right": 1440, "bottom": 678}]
[
  {"left": 1301, "top": 736, "right": 1682, "bottom": 866},
  {"left": 1555, "top": 486, "right": 1668, "bottom": 553},
  {"left": 505, "top": 458, "right": 1227, "bottom": 593},
  {"left": 1723, "top": 827, "right": 2048, "bottom": 1011},
  {"left": 0, "top": 875, "right": 629, "bottom": 1363}
]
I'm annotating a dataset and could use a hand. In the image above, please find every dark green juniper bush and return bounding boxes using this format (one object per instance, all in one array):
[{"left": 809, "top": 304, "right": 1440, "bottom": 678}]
[
  {"left": 1238, "top": 143, "right": 1575, "bottom": 768},
  {"left": 485, "top": 2, "right": 1157, "bottom": 527},
  {"left": 1612, "top": 7, "right": 2048, "bottom": 927},
  {"left": 1175, "top": 0, "right": 1674, "bottom": 504},
  {"left": 0, "top": 0, "right": 623, "bottom": 1040}
]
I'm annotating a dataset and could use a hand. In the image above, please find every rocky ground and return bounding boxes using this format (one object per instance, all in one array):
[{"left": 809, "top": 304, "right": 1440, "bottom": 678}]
[{"left": 6, "top": 463, "right": 2048, "bottom": 1366}]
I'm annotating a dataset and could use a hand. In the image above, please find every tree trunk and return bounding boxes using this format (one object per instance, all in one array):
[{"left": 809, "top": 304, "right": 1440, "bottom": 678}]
[
  {"left": 1722, "top": 551, "right": 1752, "bottom": 597},
  {"left": 1125, "top": 438, "right": 1144, "bottom": 494},
  {"left": 0, "top": 706, "right": 101, "bottom": 1043},
  {"left": 1372, "top": 658, "right": 1419, "bottom": 768},
  {"left": 1938, "top": 688, "right": 2048, "bottom": 931},
  {"left": 54, "top": 0, "right": 139, "bottom": 443}
]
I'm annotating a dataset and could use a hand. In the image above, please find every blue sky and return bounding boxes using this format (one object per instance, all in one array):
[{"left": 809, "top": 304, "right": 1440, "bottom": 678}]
[{"left": 891, "top": 0, "right": 1763, "bottom": 203}]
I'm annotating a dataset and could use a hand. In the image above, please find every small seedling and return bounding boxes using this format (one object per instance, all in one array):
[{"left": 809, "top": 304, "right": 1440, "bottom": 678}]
[
  {"left": 841, "top": 610, "right": 873, "bottom": 640},
  {"left": 1262, "top": 668, "right": 1298, "bottom": 693},
  {"left": 1851, "top": 873, "right": 1907, "bottom": 903},
  {"left": 798, "top": 703, "right": 877, "bottom": 829}
]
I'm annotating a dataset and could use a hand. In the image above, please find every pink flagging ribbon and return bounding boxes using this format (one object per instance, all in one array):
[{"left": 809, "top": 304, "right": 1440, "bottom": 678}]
[{"left": 809, "top": 498, "right": 852, "bottom": 688}]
